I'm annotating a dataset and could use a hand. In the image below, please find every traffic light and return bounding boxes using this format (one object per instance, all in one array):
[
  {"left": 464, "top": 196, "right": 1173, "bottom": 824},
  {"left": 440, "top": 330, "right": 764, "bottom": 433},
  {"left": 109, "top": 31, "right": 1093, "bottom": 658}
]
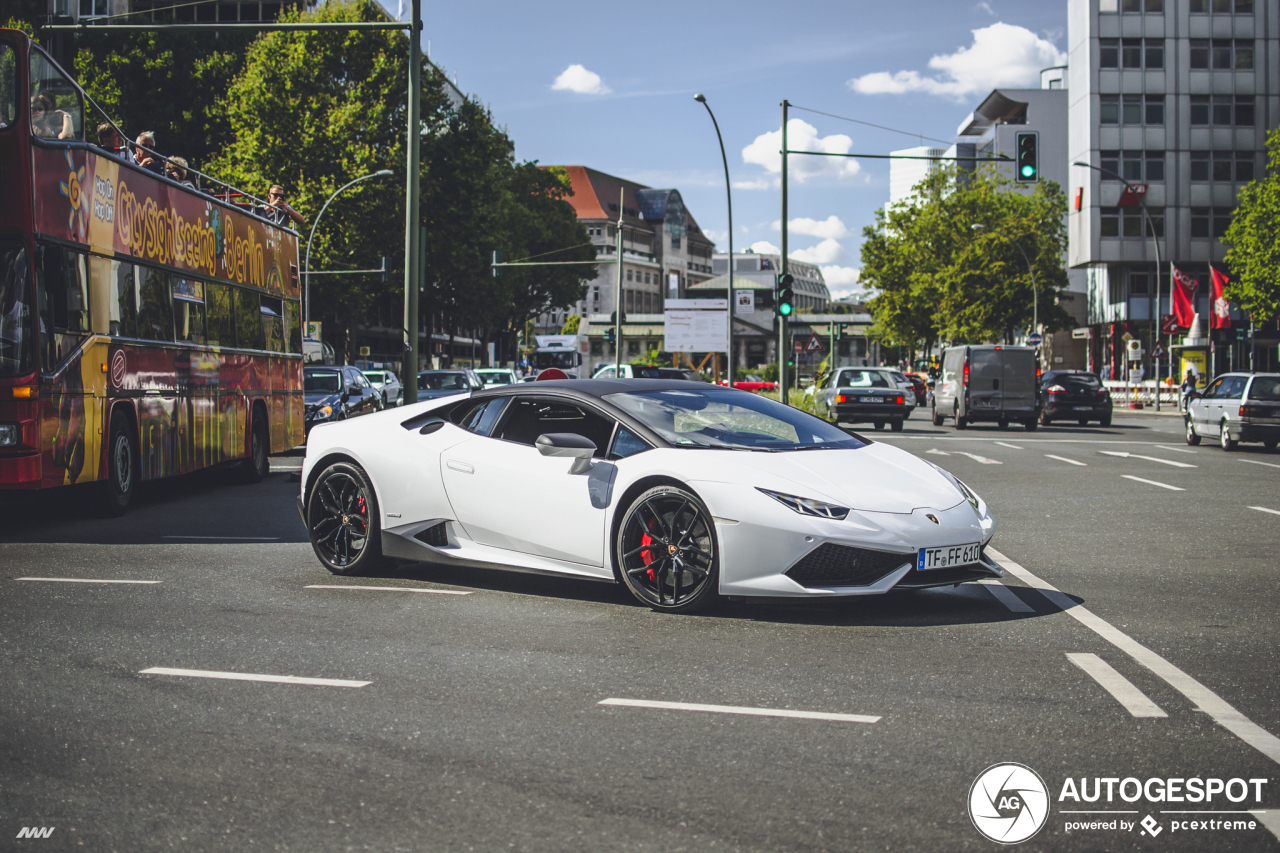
[
  {"left": 776, "top": 273, "right": 795, "bottom": 317},
  {"left": 1015, "top": 131, "right": 1039, "bottom": 183},
  {"left": 491, "top": 250, "right": 503, "bottom": 278},
  {"left": 609, "top": 310, "right": 626, "bottom": 325},
  {"left": 604, "top": 328, "right": 615, "bottom": 344}
]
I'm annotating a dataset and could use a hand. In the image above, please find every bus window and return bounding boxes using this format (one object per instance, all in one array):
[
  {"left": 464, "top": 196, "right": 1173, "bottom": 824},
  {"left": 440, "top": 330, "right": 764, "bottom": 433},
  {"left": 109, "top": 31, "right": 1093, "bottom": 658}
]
[
  {"left": 0, "top": 238, "right": 34, "bottom": 376},
  {"left": 35, "top": 244, "right": 88, "bottom": 371},
  {"left": 0, "top": 45, "right": 15, "bottom": 130},
  {"left": 260, "top": 295, "right": 284, "bottom": 352},
  {"left": 205, "top": 282, "right": 234, "bottom": 347},
  {"left": 284, "top": 300, "right": 301, "bottom": 354},
  {"left": 172, "top": 278, "right": 205, "bottom": 345},
  {"left": 110, "top": 261, "right": 137, "bottom": 338},
  {"left": 28, "top": 50, "right": 81, "bottom": 140},
  {"left": 136, "top": 267, "right": 173, "bottom": 342},
  {"left": 235, "top": 288, "right": 263, "bottom": 350}
]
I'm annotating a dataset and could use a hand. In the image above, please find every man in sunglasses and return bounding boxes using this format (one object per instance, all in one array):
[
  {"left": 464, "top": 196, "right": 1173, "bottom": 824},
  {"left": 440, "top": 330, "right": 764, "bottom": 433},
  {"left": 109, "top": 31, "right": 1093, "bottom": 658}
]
[{"left": 258, "top": 185, "right": 305, "bottom": 228}]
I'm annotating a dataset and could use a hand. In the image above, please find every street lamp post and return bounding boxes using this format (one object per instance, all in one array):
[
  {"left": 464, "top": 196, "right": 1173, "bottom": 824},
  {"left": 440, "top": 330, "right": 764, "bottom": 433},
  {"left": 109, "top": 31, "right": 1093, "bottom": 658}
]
[
  {"left": 695, "top": 93, "right": 733, "bottom": 385},
  {"left": 972, "top": 222, "right": 1038, "bottom": 341},
  {"left": 1074, "top": 160, "right": 1164, "bottom": 410},
  {"left": 304, "top": 169, "right": 395, "bottom": 335}
]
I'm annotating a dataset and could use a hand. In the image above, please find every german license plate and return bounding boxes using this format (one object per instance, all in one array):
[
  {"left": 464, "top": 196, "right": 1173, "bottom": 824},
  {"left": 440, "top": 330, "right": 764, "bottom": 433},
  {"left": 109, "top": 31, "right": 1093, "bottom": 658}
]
[
  {"left": 859, "top": 397, "right": 880, "bottom": 403},
  {"left": 1073, "top": 405, "right": 1091, "bottom": 411},
  {"left": 917, "top": 543, "right": 982, "bottom": 571}
]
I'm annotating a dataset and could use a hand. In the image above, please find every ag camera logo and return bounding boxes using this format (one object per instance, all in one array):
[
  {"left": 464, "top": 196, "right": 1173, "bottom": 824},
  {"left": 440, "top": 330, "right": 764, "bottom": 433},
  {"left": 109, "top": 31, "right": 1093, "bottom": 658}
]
[{"left": 969, "top": 763, "right": 1050, "bottom": 844}]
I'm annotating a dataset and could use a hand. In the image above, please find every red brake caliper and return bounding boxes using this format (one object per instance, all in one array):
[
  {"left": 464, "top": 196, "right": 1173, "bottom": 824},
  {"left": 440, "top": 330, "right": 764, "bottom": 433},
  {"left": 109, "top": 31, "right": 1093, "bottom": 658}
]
[
  {"left": 354, "top": 495, "right": 367, "bottom": 534},
  {"left": 641, "top": 518, "right": 658, "bottom": 583}
]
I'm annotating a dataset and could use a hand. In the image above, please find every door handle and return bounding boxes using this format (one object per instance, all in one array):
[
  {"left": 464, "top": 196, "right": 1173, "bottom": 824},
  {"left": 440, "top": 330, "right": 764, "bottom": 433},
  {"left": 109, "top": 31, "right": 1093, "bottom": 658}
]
[{"left": 446, "top": 460, "right": 474, "bottom": 474}]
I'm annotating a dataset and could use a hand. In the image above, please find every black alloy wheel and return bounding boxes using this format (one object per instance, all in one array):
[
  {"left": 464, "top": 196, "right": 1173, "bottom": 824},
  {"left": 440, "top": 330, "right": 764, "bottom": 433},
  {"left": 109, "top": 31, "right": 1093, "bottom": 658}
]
[
  {"left": 1185, "top": 417, "right": 1201, "bottom": 445},
  {"left": 307, "top": 461, "right": 385, "bottom": 575},
  {"left": 617, "top": 486, "right": 718, "bottom": 613},
  {"left": 101, "top": 411, "right": 137, "bottom": 517}
]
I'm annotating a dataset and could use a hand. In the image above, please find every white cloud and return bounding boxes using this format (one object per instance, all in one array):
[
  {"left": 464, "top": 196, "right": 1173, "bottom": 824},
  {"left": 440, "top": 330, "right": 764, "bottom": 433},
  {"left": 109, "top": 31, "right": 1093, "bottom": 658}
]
[
  {"left": 771, "top": 215, "right": 850, "bottom": 240},
  {"left": 975, "top": 1, "right": 995, "bottom": 15},
  {"left": 789, "top": 238, "right": 851, "bottom": 266},
  {"left": 701, "top": 228, "right": 728, "bottom": 246},
  {"left": 847, "top": 23, "right": 1066, "bottom": 101},
  {"left": 741, "top": 119, "right": 862, "bottom": 184},
  {"left": 749, "top": 240, "right": 780, "bottom": 255},
  {"left": 732, "top": 177, "right": 773, "bottom": 190},
  {"left": 551, "top": 64, "right": 611, "bottom": 95},
  {"left": 820, "top": 266, "right": 861, "bottom": 294}
]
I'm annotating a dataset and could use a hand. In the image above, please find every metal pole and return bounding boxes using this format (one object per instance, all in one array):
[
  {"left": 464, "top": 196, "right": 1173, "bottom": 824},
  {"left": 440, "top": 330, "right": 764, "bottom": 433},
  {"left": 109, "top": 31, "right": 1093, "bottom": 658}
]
[
  {"left": 614, "top": 188, "right": 624, "bottom": 374},
  {"left": 304, "top": 170, "right": 392, "bottom": 334},
  {"left": 779, "top": 99, "right": 789, "bottom": 402},
  {"left": 402, "top": 0, "right": 422, "bottom": 404},
  {"left": 695, "top": 94, "right": 734, "bottom": 388}
]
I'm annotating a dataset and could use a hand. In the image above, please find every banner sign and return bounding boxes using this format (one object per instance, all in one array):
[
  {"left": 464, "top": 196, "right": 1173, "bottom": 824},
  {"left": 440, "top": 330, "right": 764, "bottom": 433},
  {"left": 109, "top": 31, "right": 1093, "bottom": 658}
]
[{"left": 33, "top": 144, "right": 299, "bottom": 298}]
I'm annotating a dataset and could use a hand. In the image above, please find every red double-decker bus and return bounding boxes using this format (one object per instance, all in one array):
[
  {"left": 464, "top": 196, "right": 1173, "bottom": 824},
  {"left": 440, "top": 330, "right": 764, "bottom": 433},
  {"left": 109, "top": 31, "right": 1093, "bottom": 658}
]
[{"left": 0, "top": 30, "right": 303, "bottom": 514}]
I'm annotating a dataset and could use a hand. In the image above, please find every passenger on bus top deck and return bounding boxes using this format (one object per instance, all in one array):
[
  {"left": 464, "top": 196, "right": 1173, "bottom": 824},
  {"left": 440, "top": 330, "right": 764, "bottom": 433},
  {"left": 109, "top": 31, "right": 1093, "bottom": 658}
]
[
  {"left": 165, "top": 156, "right": 196, "bottom": 190},
  {"left": 30, "top": 92, "right": 74, "bottom": 140},
  {"left": 258, "top": 185, "right": 305, "bottom": 228},
  {"left": 134, "top": 131, "right": 163, "bottom": 174},
  {"left": 96, "top": 122, "right": 134, "bottom": 163}
]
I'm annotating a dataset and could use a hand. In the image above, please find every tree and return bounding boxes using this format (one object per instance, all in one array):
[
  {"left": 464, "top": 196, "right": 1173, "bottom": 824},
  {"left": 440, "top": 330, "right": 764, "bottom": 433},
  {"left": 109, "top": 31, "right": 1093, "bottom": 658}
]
[
  {"left": 560, "top": 314, "right": 581, "bottom": 335},
  {"left": 1223, "top": 127, "right": 1280, "bottom": 324}
]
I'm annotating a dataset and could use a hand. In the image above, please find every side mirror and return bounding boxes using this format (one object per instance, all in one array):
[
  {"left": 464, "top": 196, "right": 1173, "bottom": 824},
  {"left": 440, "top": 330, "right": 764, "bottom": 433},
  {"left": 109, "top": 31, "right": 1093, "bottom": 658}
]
[{"left": 535, "top": 433, "right": 596, "bottom": 475}]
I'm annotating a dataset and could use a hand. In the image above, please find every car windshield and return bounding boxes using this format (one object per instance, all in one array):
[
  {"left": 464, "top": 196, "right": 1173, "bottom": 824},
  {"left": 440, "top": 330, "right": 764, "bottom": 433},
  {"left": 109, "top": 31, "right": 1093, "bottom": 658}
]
[
  {"left": 1249, "top": 377, "right": 1280, "bottom": 401},
  {"left": 305, "top": 371, "right": 341, "bottom": 393},
  {"left": 419, "top": 372, "right": 469, "bottom": 391},
  {"left": 607, "top": 388, "right": 866, "bottom": 451},
  {"left": 535, "top": 351, "right": 575, "bottom": 369},
  {"left": 745, "top": 375, "right": 764, "bottom": 382},
  {"left": 835, "top": 370, "right": 891, "bottom": 388},
  {"left": 478, "top": 371, "right": 512, "bottom": 385}
]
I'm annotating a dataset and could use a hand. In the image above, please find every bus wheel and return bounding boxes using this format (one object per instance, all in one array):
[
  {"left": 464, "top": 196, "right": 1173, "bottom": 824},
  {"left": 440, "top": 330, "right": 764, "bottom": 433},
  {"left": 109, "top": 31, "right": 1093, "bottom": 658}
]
[
  {"left": 240, "top": 409, "right": 270, "bottom": 484},
  {"left": 101, "top": 411, "right": 138, "bottom": 517}
]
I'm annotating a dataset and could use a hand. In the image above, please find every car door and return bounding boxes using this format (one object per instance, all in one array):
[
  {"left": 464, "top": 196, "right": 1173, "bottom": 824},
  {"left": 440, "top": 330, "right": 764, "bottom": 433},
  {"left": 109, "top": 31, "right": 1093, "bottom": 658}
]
[
  {"left": 969, "top": 348, "right": 1002, "bottom": 413},
  {"left": 1217, "top": 376, "right": 1245, "bottom": 434},
  {"left": 1196, "top": 377, "right": 1223, "bottom": 434},
  {"left": 1000, "top": 350, "right": 1037, "bottom": 415},
  {"left": 439, "top": 396, "right": 616, "bottom": 571}
]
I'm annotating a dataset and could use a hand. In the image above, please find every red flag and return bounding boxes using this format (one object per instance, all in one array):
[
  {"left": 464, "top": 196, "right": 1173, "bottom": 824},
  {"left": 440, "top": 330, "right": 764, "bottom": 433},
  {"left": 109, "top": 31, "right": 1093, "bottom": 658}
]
[
  {"left": 1210, "top": 267, "right": 1232, "bottom": 329},
  {"left": 1171, "top": 265, "right": 1198, "bottom": 327}
]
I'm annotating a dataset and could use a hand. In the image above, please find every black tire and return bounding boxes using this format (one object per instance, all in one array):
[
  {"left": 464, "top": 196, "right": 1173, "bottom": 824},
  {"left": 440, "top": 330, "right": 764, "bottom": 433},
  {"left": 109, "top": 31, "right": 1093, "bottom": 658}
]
[
  {"left": 616, "top": 485, "right": 718, "bottom": 613},
  {"left": 1078, "top": 418, "right": 1089, "bottom": 426},
  {"left": 873, "top": 420, "right": 885, "bottom": 431},
  {"left": 1100, "top": 414, "right": 1112, "bottom": 428},
  {"left": 1264, "top": 441, "right": 1277, "bottom": 452},
  {"left": 955, "top": 405, "right": 967, "bottom": 430},
  {"left": 1023, "top": 418, "right": 1038, "bottom": 432},
  {"left": 1220, "top": 420, "right": 1237, "bottom": 452},
  {"left": 931, "top": 406, "right": 944, "bottom": 427},
  {"left": 240, "top": 408, "right": 270, "bottom": 483},
  {"left": 890, "top": 418, "right": 904, "bottom": 432},
  {"left": 306, "top": 461, "right": 386, "bottom": 575},
  {"left": 997, "top": 419, "right": 1009, "bottom": 430},
  {"left": 100, "top": 410, "right": 138, "bottom": 517},
  {"left": 1039, "top": 409, "right": 1052, "bottom": 426},
  {"left": 1185, "top": 417, "right": 1200, "bottom": 446}
]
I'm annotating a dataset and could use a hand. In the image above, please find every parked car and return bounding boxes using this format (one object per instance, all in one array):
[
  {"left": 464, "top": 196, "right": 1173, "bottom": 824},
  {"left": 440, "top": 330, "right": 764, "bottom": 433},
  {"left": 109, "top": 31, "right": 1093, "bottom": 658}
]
[
  {"left": 417, "top": 369, "right": 485, "bottom": 400},
  {"left": 720, "top": 374, "right": 778, "bottom": 393},
  {"left": 1185, "top": 372, "right": 1280, "bottom": 451},
  {"left": 1038, "top": 370, "right": 1111, "bottom": 427},
  {"left": 361, "top": 369, "right": 403, "bottom": 407},
  {"left": 933, "top": 345, "right": 1039, "bottom": 431},
  {"left": 657, "top": 367, "right": 708, "bottom": 382},
  {"left": 475, "top": 368, "right": 521, "bottom": 387},
  {"left": 814, "top": 367, "right": 912, "bottom": 431},
  {"left": 304, "top": 365, "right": 382, "bottom": 436},
  {"left": 590, "top": 363, "right": 664, "bottom": 379}
]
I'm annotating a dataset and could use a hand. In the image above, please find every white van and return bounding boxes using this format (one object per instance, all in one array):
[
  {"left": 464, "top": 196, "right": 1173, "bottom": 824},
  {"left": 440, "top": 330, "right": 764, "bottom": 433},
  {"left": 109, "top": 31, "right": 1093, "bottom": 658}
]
[{"left": 932, "top": 345, "right": 1040, "bottom": 430}]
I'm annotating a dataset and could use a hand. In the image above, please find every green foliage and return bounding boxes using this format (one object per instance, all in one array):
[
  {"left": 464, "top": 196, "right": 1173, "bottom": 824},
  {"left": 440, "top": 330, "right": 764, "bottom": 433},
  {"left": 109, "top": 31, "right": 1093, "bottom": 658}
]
[
  {"left": 560, "top": 313, "right": 581, "bottom": 335},
  {"left": 859, "top": 165, "right": 1072, "bottom": 357},
  {"left": 3, "top": 17, "right": 36, "bottom": 36},
  {"left": 1223, "top": 127, "right": 1280, "bottom": 324},
  {"left": 757, "top": 362, "right": 780, "bottom": 383}
]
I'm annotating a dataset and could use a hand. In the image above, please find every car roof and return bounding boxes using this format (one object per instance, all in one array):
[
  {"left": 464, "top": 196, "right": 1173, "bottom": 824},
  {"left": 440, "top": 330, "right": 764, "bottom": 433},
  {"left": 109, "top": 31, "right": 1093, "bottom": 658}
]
[
  {"left": 470, "top": 378, "right": 728, "bottom": 399},
  {"left": 304, "top": 365, "right": 342, "bottom": 372}
]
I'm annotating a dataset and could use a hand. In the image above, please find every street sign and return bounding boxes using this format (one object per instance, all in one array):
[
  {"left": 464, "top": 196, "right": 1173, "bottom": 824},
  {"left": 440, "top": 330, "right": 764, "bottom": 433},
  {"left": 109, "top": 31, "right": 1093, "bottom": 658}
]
[
  {"left": 1161, "top": 314, "right": 1178, "bottom": 335},
  {"left": 1152, "top": 343, "right": 1166, "bottom": 359},
  {"left": 1028, "top": 332, "right": 1043, "bottom": 345},
  {"left": 306, "top": 321, "right": 322, "bottom": 339},
  {"left": 734, "top": 289, "right": 754, "bottom": 315},
  {"left": 794, "top": 340, "right": 804, "bottom": 354},
  {"left": 359, "top": 346, "right": 371, "bottom": 356},
  {"left": 805, "top": 332, "right": 824, "bottom": 352},
  {"left": 664, "top": 300, "right": 728, "bottom": 353}
]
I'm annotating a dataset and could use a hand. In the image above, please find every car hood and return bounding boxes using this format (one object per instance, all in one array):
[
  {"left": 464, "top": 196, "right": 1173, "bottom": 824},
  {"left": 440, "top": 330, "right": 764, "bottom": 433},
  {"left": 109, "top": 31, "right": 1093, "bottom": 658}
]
[
  {"left": 695, "top": 442, "right": 966, "bottom": 514},
  {"left": 417, "top": 388, "right": 468, "bottom": 399},
  {"left": 305, "top": 391, "right": 342, "bottom": 407}
]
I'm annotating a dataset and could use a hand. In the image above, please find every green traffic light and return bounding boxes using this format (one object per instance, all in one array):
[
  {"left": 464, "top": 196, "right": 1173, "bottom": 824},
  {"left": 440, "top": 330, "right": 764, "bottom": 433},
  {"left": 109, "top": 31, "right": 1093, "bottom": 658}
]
[
  {"left": 1021, "top": 165, "right": 1036, "bottom": 178},
  {"left": 779, "top": 303, "right": 793, "bottom": 316}
]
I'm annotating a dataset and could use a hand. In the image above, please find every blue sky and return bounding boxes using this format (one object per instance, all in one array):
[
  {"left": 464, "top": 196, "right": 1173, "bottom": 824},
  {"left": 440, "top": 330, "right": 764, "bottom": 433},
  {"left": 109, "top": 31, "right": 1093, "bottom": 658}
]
[{"left": 380, "top": 0, "right": 1067, "bottom": 298}]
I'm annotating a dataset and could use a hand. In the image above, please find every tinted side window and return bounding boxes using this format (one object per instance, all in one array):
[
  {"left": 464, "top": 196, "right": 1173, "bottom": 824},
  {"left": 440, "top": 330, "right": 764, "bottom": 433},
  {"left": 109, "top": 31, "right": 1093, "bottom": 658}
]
[
  {"left": 235, "top": 288, "right": 263, "bottom": 350},
  {"left": 110, "top": 260, "right": 136, "bottom": 338},
  {"left": 136, "top": 267, "right": 173, "bottom": 341},
  {"left": 1203, "top": 378, "right": 1224, "bottom": 398},
  {"left": 172, "top": 278, "right": 205, "bottom": 344},
  {"left": 35, "top": 244, "right": 89, "bottom": 370},
  {"left": 610, "top": 425, "right": 651, "bottom": 459},
  {"left": 454, "top": 397, "right": 509, "bottom": 435},
  {"left": 284, "top": 300, "right": 301, "bottom": 353},
  {"left": 1222, "top": 377, "right": 1246, "bottom": 399},
  {"left": 260, "top": 295, "right": 284, "bottom": 352},
  {"left": 496, "top": 398, "right": 614, "bottom": 456},
  {"left": 205, "top": 282, "right": 234, "bottom": 347}
]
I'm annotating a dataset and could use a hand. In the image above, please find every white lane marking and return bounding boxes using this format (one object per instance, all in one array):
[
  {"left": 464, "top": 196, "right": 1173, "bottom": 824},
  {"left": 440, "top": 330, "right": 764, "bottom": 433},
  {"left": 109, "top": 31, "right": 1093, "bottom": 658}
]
[
  {"left": 139, "top": 667, "right": 370, "bottom": 688},
  {"left": 956, "top": 451, "right": 1002, "bottom": 465},
  {"left": 977, "top": 579, "right": 1035, "bottom": 613},
  {"left": 1045, "top": 454, "right": 1087, "bottom": 467},
  {"left": 305, "top": 584, "right": 471, "bottom": 595},
  {"left": 924, "top": 448, "right": 951, "bottom": 456},
  {"left": 1066, "top": 653, "right": 1167, "bottom": 718},
  {"left": 1248, "top": 506, "right": 1280, "bottom": 517},
  {"left": 598, "top": 698, "right": 879, "bottom": 724},
  {"left": 994, "top": 442, "right": 1023, "bottom": 450},
  {"left": 1099, "top": 450, "right": 1196, "bottom": 468},
  {"left": 17, "top": 577, "right": 160, "bottom": 584},
  {"left": 1241, "top": 459, "right": 1280, "bottom": 470},
  {"left": 162, "top": 535, "right": 282, "bottom": 540},
  {"left": 1154, "top": 445, "right": 1198, "bottom": 454},
  {"left": 1252, "top": 810, "right": 1280, "bottom": 842},
  {"left": 987, "top": 548, "right": 1280, "bottom": 765},
  {"left": 1121, "top": 475, "right": 1185, "bottom": 491}
]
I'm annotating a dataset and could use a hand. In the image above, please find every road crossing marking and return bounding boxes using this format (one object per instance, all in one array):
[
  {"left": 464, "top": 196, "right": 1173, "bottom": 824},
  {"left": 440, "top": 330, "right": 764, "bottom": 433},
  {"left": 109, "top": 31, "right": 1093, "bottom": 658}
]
[
  {"left": 598, "top": 698, "right": 879, "bottom": 724},
  {"left": 977, "top": 579, "right": 1035, "bottom": 613},
  {"left": 1154, "top": 445, "right": 1198, "bottom": 454},
  {"left": 139, "top": 667, "right": 370, "bottom": 688},
  {"left": 1045, "top": 454, "right": 1087, "bottom": 466},
  {"left": 1240, "top": 459, "right": 1280, "bottom": 470},
  {"left": 1066, "top": 653, "right": 1167, "bottom": 718},
  {"left": 1098, "top": 451, "right": 1196, "bottom": 468},
  {"left": 987, "top": 548, "right": 1280, "bottom": 766},
  {"left": 1248, "top": 507, "right": 1280, "bottom": 517},
  {"left": 994, "top": 442, "right": 1023, "bottom": 450},
  {"left": 17, "top": 577, "right": 160, "bottom": 584},
  {"left": 1121, "top": 475, "right": 1184, "bottom": 491},
  {"left": 305, "top": 584, "right": 471, "bottom": 595},
  {"left": 924, "top": 448, "right": 950, "bottom": 456},
  {"left": 956, "top": 451, "right": 1002, "bottom": 465}
]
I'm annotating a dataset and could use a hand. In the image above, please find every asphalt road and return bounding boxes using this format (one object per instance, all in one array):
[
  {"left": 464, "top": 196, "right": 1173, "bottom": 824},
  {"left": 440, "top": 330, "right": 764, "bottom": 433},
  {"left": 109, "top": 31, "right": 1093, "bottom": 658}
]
[{"left": 1, "top": 410, "right": 1278, "bottom": 852}]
